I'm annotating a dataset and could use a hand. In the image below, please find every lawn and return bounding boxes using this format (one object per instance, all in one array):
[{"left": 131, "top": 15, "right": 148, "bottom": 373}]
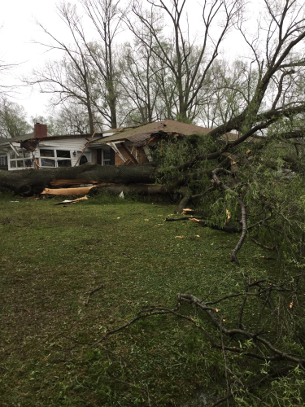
[{"left": 0, "top": 192, "right": 280, "bottom": 406}]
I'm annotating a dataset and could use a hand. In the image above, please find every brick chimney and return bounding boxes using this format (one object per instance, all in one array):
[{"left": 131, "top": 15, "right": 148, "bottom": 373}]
[{"left": 34, "top": 123, "right": 47, "bottom": 138}]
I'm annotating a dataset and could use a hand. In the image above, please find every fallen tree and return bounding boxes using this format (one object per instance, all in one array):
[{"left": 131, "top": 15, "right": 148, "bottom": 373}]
[
  {"left": 0, "top": 162, "right": 158, "bottom": 196},
  {"left": 41, "top": 183, "right": 172, "bottom": 197}
]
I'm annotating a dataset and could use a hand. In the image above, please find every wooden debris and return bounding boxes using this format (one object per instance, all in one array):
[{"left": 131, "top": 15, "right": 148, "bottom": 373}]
[
  {"left": 182, "top": 208, "right": 195, "bottom": 215},
  {"left": 41, "top": 186, "right": 94, "bottom": 196},
  {"left": 55, "top": 196, "right": 89, "bottom": 205},
  {"left": 189, "top": 217, "right": 202, "bottom": 224}
]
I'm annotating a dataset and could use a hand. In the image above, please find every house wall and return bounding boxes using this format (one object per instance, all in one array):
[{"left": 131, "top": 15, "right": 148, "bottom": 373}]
[
  {"left": 7, "top": 138, "right": 94, "bottom": 170},
  {"left": 3, "top": 133, "right": 153, "bottom": 170},
  {"left": 39, "top": 138, "right": 92, "bottom": 166}
]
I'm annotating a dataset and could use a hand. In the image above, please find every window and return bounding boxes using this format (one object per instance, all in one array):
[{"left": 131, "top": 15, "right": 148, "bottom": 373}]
[
  {"left": 8, "top": 148, "right": 73, "bottom": 170},
  {"left": 0, "top": 156, "right": 7, "bottom": 166},
  {"left": 40, "top": 149, "right": 54, "bottom": 157},
  {"left": 9, "top": 151, "right": 33, "bottom": 170},
  {"left": 41, "top": 158, "right": 55, "bottom": 167},
  {"left": 40, "top": 149, "right": 71, "bottom": 168},
  {"left": 57, "top": 150, "right": 70, "bottom": 158},
  {"left": 103, "top": 149, "right": 111, "bottom": 165}
]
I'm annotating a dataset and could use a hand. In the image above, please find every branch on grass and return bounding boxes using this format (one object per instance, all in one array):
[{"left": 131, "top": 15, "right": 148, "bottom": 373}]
[
  {"left": 250, "top": 236, "right": 276, "bottom": 251},
  {"left": 94, "top": 308, "right": 178, "bottom": 345},
  {"left": 65, "top": 276, "right": 305, "bottom": 384},
  {"left": 211, "top": 366, "right": 292, "bottom": 407},
  {"left": 89, "top": 289, "right": 305, "bottom": 367},
  {"left": 231, "top": 198, "right": 247, "bottom": 265},
  {"left": 179, "top": 292, "right": 305, "bottom": 368},
  {"left": 85, "top": 283, "right": 104, "bottom": 306},
  {"left": 211, "top": 168, "right": 247, "bottom": 265},
  {"left": 177, "top": 186, "right": 192, "bottom": 214},
  {"left": 165, "top": 216, "right": 241, "bottom": 233}
]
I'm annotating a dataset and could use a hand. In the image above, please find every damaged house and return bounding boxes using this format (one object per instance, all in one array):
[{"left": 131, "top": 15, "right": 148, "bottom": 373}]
[
  {"left": 0, "top": 123, "right": 114, "bottom": 171},
  {"left": 0, "top": 120, "right": 212, "bottom": 171},
  {"left": 92, "top": 120, "right": 212, "bottom": 165},
  {"left": 0, "top": 120, "right": 245, "bottom": 198}
]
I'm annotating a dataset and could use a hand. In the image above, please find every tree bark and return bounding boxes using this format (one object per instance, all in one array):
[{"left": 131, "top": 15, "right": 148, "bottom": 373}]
[{"left": 0, "top": 163, "right": 158, "bottom": 196}]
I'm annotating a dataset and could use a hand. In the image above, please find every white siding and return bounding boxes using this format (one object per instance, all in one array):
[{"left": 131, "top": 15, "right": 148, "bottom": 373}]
[
  {"left": 7, "top": 137, "right": 96, "bottom": 170},
  {"left": 39, "top": 138, "right": 93, "bottom": 166}
]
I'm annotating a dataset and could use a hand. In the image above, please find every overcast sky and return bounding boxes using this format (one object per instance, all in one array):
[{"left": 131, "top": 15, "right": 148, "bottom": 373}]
[
  {"left": 1, "top": 0, "right": 79, "bottom": 120},
  {"left": 1, "top": 0, "right": 251, "bottom": 123}
]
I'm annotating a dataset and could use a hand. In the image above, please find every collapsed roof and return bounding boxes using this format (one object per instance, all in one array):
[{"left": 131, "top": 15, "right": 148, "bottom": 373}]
[{"left": 93, "top": 120, "right": 211, "bottom": 147}]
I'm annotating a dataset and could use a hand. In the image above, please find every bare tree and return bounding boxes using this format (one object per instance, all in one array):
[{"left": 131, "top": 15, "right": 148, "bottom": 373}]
[
  {"left": 79, "top": 0, "right": 123, "bottom": 129},
  {"left": 118, "top": 9, "right": 168, "bottom": 125},
  {"left": 51, "top": 101, "right": 104, "bottom": 134},
  {"left": 30, "top": 8, "right": 99, "bottom": 133},
  {"left": 30, "top": 0, "right": 123, "bottom": 132},
  {"left": 127, "top": 0, "right": 243, "bottom": 122},
  {"left": 199, "top": 59, "right": 260, "bottom": 128}
]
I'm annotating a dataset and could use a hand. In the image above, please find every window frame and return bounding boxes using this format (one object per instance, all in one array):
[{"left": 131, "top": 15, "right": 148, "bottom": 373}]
[{"left": 39, "top": 149, "right": 71, "bottom": 168}]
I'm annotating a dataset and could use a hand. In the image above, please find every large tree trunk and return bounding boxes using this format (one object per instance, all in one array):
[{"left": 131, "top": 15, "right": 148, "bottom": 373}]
[{"left": 0, "top": 163, "right": 158, "bottom": 196}]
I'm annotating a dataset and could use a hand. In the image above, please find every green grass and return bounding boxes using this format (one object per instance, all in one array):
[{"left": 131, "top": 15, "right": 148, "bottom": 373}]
[{"left": 0, "top": 192, "right": 291, "bottom": 406}]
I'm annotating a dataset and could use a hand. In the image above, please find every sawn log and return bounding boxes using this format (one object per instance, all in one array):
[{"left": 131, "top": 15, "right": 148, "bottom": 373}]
[{"left": 0, "top": 163, "right": 158, "bottom": 196}]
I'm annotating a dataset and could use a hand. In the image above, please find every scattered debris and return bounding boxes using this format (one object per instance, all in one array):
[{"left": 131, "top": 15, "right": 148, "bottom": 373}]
[
  {"left": 189, "top": 217, "right": 202, "bottom": 224},
  {"left": 55, "top": 196, "right": 89, "bottom": 205}
]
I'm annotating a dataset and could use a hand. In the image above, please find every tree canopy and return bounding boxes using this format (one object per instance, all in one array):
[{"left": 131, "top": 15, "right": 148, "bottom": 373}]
[{"left": 0, "top": 97, "right": 31, "bottom": 138}]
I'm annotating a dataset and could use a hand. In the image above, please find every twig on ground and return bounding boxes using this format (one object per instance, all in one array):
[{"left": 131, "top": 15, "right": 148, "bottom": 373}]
[{"left": 85, "top": 283, "right": 104, "bottom": 306}]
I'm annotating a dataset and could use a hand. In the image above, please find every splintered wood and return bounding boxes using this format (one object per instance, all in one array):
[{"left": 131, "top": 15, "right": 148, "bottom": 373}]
[
  {"left": 55, "top": 196, "right": 89, "bottom": 205},
  {"left": 189, "top": 217, "right": 202, "bottom": 224},
  {"left": 41, "top": 186, "right": 94, "bottom": 196},
  {"left": 181, "top": 208, "right": 195, "bottom": 215}
]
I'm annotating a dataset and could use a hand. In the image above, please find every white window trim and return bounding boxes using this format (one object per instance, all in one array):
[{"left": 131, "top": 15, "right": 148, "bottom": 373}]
[{"left": 39, "top": 148, "right": 72, "bottom": 168}]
